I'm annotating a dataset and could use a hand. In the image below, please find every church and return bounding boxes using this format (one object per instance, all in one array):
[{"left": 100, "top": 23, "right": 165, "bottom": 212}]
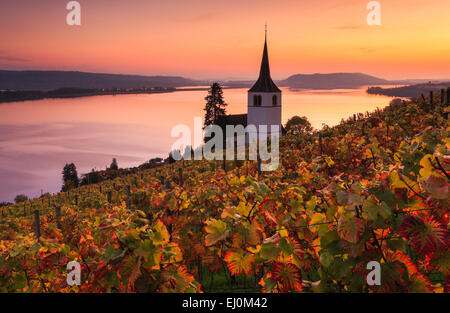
[{"left": 218, "top": 31, "right": 284, "bottom": 140}]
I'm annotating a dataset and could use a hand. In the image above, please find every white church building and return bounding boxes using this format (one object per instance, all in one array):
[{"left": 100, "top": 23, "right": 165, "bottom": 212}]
[
  {"left": 247, "top": 32, "right": 282, "bottom": 139},
  {"left": 218, "top": 32, "right": 284, "bottom": 141}
]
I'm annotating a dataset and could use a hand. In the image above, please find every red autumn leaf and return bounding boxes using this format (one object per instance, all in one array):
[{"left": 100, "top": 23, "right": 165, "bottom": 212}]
[
  {"left": 398, "top": 214, "right": 447, "bottom": 255},
  {"left": 422, "top": 175, "right": 448, "bottom": 200},
  {"left": 224, "top": 250, "right": 255, "bottom": 276},
  {"left": 233, "top": 222, "right": 261, "bottom": 248},
  {"left": 337, "top": 215, "right": 365, "bottom": 244},
  {"left": 271, "top": 262, "right": 302, "bottom": 292},
  {"left": 259, "top": 198, "right": 279, "bottom": 226},
  {"left": 387, "top": 251, "right": 433, "bottom": 292}
]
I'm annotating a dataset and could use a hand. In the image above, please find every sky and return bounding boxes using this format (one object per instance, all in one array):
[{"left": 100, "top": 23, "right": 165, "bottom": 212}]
[{"left": 0, "top": 0, "right": 450, "bottom": 80}]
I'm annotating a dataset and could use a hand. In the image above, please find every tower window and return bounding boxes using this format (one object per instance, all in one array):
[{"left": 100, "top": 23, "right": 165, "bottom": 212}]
[
  {"left": 272, "top": 95, "right": 277, "bottom": 106},
  {"left": 253, "top": 95, "right": 262, "bottom": 106}
]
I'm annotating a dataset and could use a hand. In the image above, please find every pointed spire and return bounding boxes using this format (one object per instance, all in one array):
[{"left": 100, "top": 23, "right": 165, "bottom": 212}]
[
  {"left": 249, "top": 26, "right": 281, "bottom": 93},
  {"left": 265, "top": 22, "right": 267, "bottom": 41}
]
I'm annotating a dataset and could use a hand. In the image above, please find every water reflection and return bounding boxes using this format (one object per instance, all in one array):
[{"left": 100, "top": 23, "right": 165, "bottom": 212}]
[{"left": 0, "top": 87, "right": 394, "bottom": 201}]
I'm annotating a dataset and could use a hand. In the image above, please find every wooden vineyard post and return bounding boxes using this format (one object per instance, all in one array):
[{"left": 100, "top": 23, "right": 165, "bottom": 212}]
[
  {"left": 447, "top": 87, "right": 450, "bottom": 106},
  {"left": 178, "top": 168, "right": 183, "bottom": 186},
  {"left": 126, "top": 185, "right": 131, "bottom": 210},
  {"left": 165, "top": 179, "right": 172, "bottom": 190},
  {"left": 420, "top": 93, "right": 425, "bottom": 103},
  {"left": 319, "top": 133, "right": 323, "bottom": 154},
  {"left": 107, "top": 191, "right": 112, "bottom": 204},
  {"left": 34, "top": 210, "right": 41, "bottom": 239},
  {"left": 55, "top": 206, "right": 61, "bottom": 229},
  {"left": 55, "top": 206, "right": 61, "bottom": 220},
  {"left": 441, "top": 89, "right": 445, "bottom": 105},
  {"left": 429, "top": 91, "right": 433, "bottom": 111},
  {"left": 75, "top": 195, "right": 78, "bottom": 206},
  {"left": 24, "top": 202, "right": 26, "bottom": 216},
  {"left": 257, "top": 156, "right": 262, "bottom": 180},
  {"left": 445, "top": 87, "right": 450, "bottom": 119},
  {"left": 223, "top": 158, "right": 226, "bottom": 173}
]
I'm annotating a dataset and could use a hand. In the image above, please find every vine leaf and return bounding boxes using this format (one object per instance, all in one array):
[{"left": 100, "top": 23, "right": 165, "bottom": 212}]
[
  {"left": 422, "top": 175, "right": 448, "bottom": 200},
  {"left": 337, "top": 215, "right": 364, "bottom": 244},
  {"left": 224, "top": 250, "right": 254, "bottom": 276},
  {"left": 152, "top": 220, "right": 170, "bottom": 245},
  {"left": 387, "top": 251, "right": 433, "bottom": 292},
  {"left": 233, "top": 222, "right": 261, "bottom": 248},
  {"left": 161, "top": 265, "right": 195, "bottom": 292},
  {"left": 398, "top": 214, "right": 447, "bottom": 255},
  {"left": 271, "top": 262, "right": 302, "bottom": 292},
  {"left": 204, "top": 219, "right": 229, "bottom": 246}
]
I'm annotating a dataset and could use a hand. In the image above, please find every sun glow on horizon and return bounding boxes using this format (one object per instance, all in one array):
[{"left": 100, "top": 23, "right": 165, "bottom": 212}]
[{"left": 1, "top": 0, "right": 450, "bottom": 80}]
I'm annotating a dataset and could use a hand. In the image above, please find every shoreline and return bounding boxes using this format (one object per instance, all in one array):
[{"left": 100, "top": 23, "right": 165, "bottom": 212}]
[
  {"left": 0, "top": 86, "right": 249, "bottom": 104},
  {"left": 0, "top": 87, "right": 204, "bottom": 104}
]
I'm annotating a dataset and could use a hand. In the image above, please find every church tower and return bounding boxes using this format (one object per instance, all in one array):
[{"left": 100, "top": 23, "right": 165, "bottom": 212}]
[{"left": 247, "top": 29, "right": 282, "bottom": 140}]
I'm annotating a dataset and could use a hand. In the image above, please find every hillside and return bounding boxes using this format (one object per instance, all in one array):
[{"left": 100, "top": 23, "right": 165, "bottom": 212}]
[
  {"left": 0, "top": 96, "right": 448, "bottom": 293},
  {"left": 279, "top": 73, "right": 392, "bottom": 90},
  {"left": 368, "top": 83, "right": 450, "bottom": 98},
  {"left": 0, "top": 70, "right": 203, "bottom": 91}
]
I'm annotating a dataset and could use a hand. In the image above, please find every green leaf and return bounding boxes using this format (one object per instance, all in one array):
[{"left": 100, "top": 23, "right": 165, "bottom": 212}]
[
  {"left": 319, "top": 251, "right": 333, "bottom": 268},
  {"left": 259, "top": 242, "right": 280, "bottom": 260},
  {"left": 204, "top": 219, "right": 229, "bottom": 246}
]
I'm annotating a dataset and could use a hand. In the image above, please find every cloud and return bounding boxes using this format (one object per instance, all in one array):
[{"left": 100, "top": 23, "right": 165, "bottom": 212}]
[{"left": 0, "top": 51, "right": 29, "bottom": 62}]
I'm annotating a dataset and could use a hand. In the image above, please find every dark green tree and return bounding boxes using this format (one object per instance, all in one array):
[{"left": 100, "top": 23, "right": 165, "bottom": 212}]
[
  {"left": 110, "top": 158, "right": 119, "bottom": 170},
  {"left": 80, "top": 169, "right": 101, "bottom": 186},
  {"left": 61, "top": 163, "right": 80, "bottom": 192},
  {"left": 203, "top": 83, "right": 227, "bottom": 129},
  {"left": 285, "top": 116, "right": 313, "bottom": 135},
  {"left": 14, "top": 194, "right": 28, "bottom": 204}
]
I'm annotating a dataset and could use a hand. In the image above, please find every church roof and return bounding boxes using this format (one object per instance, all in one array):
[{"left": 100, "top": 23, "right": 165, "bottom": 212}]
[
  {"left": 217, "top": 114, "right": 247, "bottom": 127},
  {"left": 249, "top": 35, "right": 281, "bottom": 93}
]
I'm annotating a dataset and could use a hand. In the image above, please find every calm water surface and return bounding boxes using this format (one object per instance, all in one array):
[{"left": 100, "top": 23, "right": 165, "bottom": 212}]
[{"left": 0, "top": 87, "right": 394, "bottom": 202}]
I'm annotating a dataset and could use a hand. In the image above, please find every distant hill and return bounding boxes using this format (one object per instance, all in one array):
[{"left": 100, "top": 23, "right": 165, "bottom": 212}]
[
  {"left": 0, "top": 70, "right": 203, "bottom": 91},
  {"left": 367, "top": 82, "right": 450, "bottom": 98},
  {"left": 279, "top": 73, "right": 392, "bottom": 90}
]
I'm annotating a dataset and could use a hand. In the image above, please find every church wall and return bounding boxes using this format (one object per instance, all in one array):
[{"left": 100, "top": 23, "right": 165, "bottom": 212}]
[
  {"left": 248, "top": 91, "right": 281, "bottom": 107},
  {"left": 247, "top": 91, "right": 282, "bottom": 140}
]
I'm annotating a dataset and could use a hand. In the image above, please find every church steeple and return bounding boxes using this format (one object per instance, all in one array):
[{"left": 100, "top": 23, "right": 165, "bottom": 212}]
[{"left": 249, "top": 27, "right": 281, "bottom": 93}]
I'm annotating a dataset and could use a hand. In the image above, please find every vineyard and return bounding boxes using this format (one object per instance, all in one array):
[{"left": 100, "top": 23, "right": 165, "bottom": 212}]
[{"left": 0, "top": 96, "right": 448, "bottom": 293}]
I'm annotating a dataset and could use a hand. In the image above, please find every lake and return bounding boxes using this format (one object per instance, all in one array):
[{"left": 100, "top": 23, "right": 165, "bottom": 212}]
[{"left": 0, "top": 86, "right": 395, "bottom": 202}]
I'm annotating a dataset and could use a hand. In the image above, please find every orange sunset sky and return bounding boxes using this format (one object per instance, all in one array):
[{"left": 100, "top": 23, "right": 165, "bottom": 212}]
[{"left": 1, "top": 0, "right": 449, "bottom": 80}]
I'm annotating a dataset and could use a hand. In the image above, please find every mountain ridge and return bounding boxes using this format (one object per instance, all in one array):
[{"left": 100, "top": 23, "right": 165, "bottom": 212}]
[
  {"left": 0, "top": 70, "right": 204, "bottom": 91},
  {"left": 278, "top": 72, "right": 393, "bottom": 90},
  {"left": 1, "top": 70, "right": 400, "bottom": 91}
]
